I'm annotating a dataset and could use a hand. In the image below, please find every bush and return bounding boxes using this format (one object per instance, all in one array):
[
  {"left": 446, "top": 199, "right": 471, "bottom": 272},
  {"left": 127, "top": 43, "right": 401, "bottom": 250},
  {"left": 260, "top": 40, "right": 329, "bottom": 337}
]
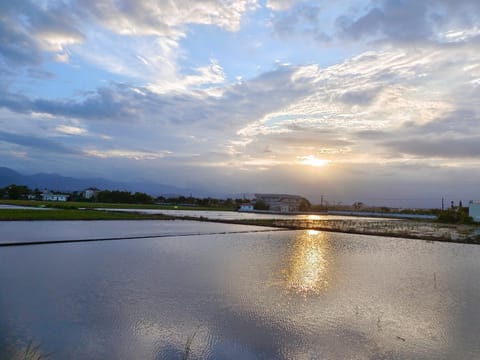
[
  {"left": 437, "top": 209, "right": 474, "bottom": 224},
  {"left": 254, "top": 200, "right": 269, "bottom": 210}
]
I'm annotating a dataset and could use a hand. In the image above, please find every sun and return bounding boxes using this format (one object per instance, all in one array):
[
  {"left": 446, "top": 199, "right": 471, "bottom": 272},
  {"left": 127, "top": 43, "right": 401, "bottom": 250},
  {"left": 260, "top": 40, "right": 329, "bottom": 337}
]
[{"left": 298, "top": 155, "right": 331, "bottom": 167}]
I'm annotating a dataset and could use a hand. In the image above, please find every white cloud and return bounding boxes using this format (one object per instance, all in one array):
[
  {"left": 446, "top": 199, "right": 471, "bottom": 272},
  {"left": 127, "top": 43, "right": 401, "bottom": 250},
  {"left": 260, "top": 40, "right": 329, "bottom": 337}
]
[
  {"left": 147, "top": 59, "right": 226, "bottom": 94},
  {"left": 55, "top": 125, "right": 87, "bottom": 135},
  {"left": 82, "top": 0, "right": 257, "bottom": 36},
  {"left": 266, "top": 0, "right": 301, "bottom": 11},
  {"left": 84, "top": 149, "right": 171, "bottom": 160},
  {"left": 231, "top": 44, "right": 480, "bottom": 171}
]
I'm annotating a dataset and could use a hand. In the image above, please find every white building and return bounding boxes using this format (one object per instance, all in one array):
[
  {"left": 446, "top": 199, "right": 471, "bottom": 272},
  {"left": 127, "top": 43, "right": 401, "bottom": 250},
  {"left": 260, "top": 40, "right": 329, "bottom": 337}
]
[
  {"left": 83, "top": 188, "right": 100, "bottom": 199},
  {"left": 41, "top": 192, "right": 69, "bottom": 202},
  {"left": 469, "top": 201, "right": 480, "bottom": 221},
  {"left": 238, "top": 204, "right": 254, "bottom": 212}
]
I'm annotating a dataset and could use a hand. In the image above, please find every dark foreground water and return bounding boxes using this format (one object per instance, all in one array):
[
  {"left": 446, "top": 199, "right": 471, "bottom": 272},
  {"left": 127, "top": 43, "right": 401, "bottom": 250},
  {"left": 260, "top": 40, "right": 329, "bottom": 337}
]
[{"left": 1, "top": 221, "right": 480, "bottom": 359}]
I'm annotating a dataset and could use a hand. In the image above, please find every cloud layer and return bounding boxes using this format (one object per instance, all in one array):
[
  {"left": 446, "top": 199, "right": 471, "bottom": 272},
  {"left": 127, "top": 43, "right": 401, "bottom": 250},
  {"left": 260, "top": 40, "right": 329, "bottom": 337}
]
[{"left": 1, "top": 0, "right": 479, "bottom": 206}]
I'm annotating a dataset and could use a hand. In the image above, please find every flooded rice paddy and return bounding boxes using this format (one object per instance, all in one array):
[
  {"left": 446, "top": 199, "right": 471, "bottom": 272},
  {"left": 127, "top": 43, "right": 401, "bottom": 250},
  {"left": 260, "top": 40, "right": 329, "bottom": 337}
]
[{"left": 1, "top": 220, "right": 480, "bottom": 359}]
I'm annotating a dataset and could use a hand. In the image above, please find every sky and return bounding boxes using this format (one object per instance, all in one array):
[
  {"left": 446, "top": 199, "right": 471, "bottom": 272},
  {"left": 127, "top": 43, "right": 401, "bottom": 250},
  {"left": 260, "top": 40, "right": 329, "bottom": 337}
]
[{"left": 1, "top": 0, "right": 480, "bottom": 207}]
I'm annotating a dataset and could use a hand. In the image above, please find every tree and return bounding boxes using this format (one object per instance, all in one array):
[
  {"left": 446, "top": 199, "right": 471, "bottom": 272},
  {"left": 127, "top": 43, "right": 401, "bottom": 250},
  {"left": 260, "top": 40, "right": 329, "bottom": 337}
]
[
  {"left": 254, "top": 200, "right": 269, "bottom": 210},
  {"left": 132, "top": 192, "right": 153, "bottom": 204},
  {"left": 223, "top": 198, "right": 234, "bottom": 208},
  {"left": 6, "top": 184, "right": 30, "bottom": 200},
  {"left": 299, "top": 198, "right": 312, "bottom": 211}
]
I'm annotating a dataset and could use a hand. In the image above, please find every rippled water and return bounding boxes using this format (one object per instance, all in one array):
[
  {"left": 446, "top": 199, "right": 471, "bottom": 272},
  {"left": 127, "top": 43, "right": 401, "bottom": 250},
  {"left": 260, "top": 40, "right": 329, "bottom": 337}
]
[
  {"left": 99, "top": 208, "right": 394, "bottom": 221},
  {"left": 1, "top": 221, "right": 480, "bottom": 359}
]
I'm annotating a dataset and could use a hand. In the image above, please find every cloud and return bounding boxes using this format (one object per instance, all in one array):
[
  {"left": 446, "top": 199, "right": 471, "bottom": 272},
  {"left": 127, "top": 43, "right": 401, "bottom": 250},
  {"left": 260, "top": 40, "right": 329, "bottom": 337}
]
[
  {"left": 0, "top": 1, "right": 84, "bottom": 69},
  {"left": 84, "top": 149, "right": 171, "bottom": 160},
  {"left": 0, "top": 13, "right": 43, "bottom": 67},
  {"left": 1, "top": 0, "right": 480, "bottom": 204},
  {"left": 383, "top": 136, "right": 480, "bottom": 159},
  {"left": 269, "top": 0, "right": 480, "bottom": 46},
  {"left": 336, "top": 0, "right": 480, "bottom": 45},
  {"left": 266, "top": 0, "right": 301, "bottom": 11},
  {"left": 0, "top": 130, "right": 82, "bottom": 155},
  {"left": 0, "top": 65, "right": 315, "bottom": 131},
  {"left": 1, "top": 39, "right": 478, "bottom": 176},
  {"left": 0, "top": 0, "right": 256, "bottom": 89},
  {"left": 376, "top": 110, "right": 480, "bottom": 159},
  {"left": 338, "top": 87, "right": 381, "bottom": 106},
  {"left": 272, "top": 4, "right": 332, "bottom": 42},
  {"left": 55, "top": 125, "right": 87, "bottom": 136},
  {"left": 81, "top": 0, "right": 257, "bottom": 35}
]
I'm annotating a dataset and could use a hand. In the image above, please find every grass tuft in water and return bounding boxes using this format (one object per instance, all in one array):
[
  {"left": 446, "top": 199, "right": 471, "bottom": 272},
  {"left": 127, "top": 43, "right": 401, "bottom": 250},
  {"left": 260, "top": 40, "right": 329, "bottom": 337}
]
[{"left": 182, "top": 331, "right": 197, "bottom": 360}]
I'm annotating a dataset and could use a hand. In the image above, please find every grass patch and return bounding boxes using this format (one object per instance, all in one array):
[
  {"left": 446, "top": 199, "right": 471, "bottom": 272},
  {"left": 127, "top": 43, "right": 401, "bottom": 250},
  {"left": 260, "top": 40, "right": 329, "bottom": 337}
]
[
  {"left": 0, "top": 208, "right": 174, "bottom": 221},
  {"left": 0, "top": 199, "right": 234, "bottom": 211}
]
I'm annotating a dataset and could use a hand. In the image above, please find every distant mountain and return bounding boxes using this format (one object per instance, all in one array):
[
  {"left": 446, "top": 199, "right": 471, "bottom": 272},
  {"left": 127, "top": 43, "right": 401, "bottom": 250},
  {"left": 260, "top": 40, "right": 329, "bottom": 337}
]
[
  {"left": 0, "top": 166, "right": 200, "bottom": 197},
  {"left": 0, "top": 167, "right": 20, "bottom": 185}
]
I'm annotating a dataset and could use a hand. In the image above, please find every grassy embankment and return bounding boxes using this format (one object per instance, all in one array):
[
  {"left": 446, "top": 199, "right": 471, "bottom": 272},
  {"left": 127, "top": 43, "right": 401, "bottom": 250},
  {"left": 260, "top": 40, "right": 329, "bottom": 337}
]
[
  {"left": 0, "top": 209, "right": 175, "bottom": 221},
  {"left": 0, "top": 199, "right": 233, "bottom": 220},
  {"left": 0, "top": 199, "right": 235, "bottom": 211}
]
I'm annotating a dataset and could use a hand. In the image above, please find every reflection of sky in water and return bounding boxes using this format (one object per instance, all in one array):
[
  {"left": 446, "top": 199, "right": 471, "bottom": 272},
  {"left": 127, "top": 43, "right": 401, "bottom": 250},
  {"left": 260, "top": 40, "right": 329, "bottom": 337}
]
[
  {"left": 283, "top": 230, "right": 330, "bottom": 295},
  {"left": 1, "top": 222, "right": 480, "bottom": 359}
]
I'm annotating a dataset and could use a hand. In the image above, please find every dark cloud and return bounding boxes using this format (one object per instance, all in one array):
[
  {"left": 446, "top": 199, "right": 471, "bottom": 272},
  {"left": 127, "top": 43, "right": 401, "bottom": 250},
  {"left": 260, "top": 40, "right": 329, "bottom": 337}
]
[
  {"left": 0, "top": 130, "right": 82, "bottom": 155},
  {"left": 336, "top": 2, "right": 432, "bottom": 43},
  {"left": 0, "top": 66, "right": 316, "bottom": 131},
  {"left": 336, "top": 0, "right": 480, "bottom": 44},
  {"left": 383, "top": 136, "right": 480, "bottom": 158},
  {"left": 0, "top": 15, "right": 43, "bottom": 67},
  {"left": 355, "top": 109, "right": 480, "bottom": 158},
  {"left": 338, "top": 87, "right": 380, "bottom": 106},
  {"left": 0, "top": 85, "right": 165, "bottom": 122},
  {"left": 271, "top": 0, "right": 480, "bottom": 45},
  {"left": 0, "top": 1, "right": 83, "bottom": 69},
  {"left": 272, "top": 3, "right": 331, "bottom": 42},
  {"left": 413, "top": 110, "right": 480, "bottom": 135}
]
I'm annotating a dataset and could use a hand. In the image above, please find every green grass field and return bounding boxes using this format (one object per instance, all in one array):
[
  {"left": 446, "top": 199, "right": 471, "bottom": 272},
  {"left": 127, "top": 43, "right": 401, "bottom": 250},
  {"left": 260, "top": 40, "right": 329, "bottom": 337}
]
[
  {"left": 0, "top": 199, "right": 234, "bottom": 211},
  {"left": 0, "top": 208, "right": 174, "bottom": 221}
]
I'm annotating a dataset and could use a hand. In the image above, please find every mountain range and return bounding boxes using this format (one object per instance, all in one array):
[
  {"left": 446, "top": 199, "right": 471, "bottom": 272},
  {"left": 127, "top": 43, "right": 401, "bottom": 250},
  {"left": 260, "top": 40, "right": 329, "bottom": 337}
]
[{"left": 0, "top": 166, "right": 200, "bottom": 197}]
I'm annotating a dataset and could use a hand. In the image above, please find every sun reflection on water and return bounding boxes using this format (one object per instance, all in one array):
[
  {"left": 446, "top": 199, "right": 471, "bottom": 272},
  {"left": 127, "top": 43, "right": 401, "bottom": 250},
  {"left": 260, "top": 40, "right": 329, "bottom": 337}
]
[{"left": 283, "top": 230, "right": 331, "bottom": 296}]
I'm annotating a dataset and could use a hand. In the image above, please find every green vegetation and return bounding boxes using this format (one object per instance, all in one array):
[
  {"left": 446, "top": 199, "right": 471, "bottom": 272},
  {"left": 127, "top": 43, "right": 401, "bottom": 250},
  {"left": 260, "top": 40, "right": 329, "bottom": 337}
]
[
  {"left": 0, "top": 184, "right": 31, "bottom": 200},
  {"left": 96, "top": 190, "right": 153, "bottom": 204},
  {"left": 436, "top": 208, "right": 474, "bottom": 224},
  {"left": 0, "top": 208, "right": 173, "bottom": 221},
  {"left": 253, "top": 199, "right": 269, "bottom": 210},
  {"left": 299, "top": 198, "right": 312, "bottom": 211},
  {"left": 0, "top": 199, "right": 235, "bottom": 211}
]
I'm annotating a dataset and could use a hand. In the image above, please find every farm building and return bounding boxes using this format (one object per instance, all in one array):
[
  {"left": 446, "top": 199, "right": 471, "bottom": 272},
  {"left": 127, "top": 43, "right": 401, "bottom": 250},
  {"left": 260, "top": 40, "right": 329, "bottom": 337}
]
[{"left": 254, "top": 193, "right": 304, "bottom": 213}]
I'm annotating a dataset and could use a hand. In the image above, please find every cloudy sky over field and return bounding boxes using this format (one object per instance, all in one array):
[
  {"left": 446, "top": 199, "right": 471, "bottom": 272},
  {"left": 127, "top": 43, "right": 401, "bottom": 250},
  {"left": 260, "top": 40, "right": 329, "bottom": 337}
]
[{"left": 1, "top": 0, "right": 480, "bottom": 205}]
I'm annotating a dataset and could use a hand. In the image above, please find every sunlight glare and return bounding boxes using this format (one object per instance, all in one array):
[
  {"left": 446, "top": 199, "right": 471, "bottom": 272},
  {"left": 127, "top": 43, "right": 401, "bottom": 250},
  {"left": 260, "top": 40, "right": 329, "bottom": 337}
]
[
  {"left": 283, "top": 230, "right": 331, "bottom": 295},
  {"left": 298, "top": 155, "right": 331, "bottom": 167}
]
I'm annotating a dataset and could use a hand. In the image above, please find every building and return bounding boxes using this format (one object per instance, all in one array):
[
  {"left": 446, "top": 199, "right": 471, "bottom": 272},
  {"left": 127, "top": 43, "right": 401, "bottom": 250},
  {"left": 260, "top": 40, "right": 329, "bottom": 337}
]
[
  {"left": 254, "top": 193, "right": 304, "bottom": 213},
  {"left": 469, "top": 201, "right": 480, "bottom": 221},
  {"left": 41, "top": 191, "right": 69, "bottom": 202},
  {"left": 83, "top": 187, "right": 100, "bottom": 200},
  {"left": 238, "top": 204, "right": 254, "bottom": 212}
]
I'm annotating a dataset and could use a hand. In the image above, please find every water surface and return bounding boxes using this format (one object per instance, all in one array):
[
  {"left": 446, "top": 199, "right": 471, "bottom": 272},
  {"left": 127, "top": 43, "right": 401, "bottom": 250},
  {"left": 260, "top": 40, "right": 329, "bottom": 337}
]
[
  {"left": 100, "top": 208, "right": 394, "bottom": 221},
  {"left": 1, "top": 221, "right": 479, "bottom": 359}
]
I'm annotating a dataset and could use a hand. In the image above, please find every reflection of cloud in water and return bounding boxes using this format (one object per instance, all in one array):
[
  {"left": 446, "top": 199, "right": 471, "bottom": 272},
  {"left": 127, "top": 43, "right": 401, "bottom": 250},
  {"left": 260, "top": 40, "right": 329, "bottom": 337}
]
[{"left": 283, "top": 230, "right": 331, "bottom": 295}]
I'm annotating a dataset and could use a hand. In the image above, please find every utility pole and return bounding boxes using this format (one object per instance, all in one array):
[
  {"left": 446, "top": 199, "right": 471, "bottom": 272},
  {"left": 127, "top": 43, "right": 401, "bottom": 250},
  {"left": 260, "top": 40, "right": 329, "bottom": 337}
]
[
  {"left": 442, "top": 197, "right": 444, "bottom": 211},
  {"left": 320, "top": 195, "right": 324, "bottom": 208}
]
